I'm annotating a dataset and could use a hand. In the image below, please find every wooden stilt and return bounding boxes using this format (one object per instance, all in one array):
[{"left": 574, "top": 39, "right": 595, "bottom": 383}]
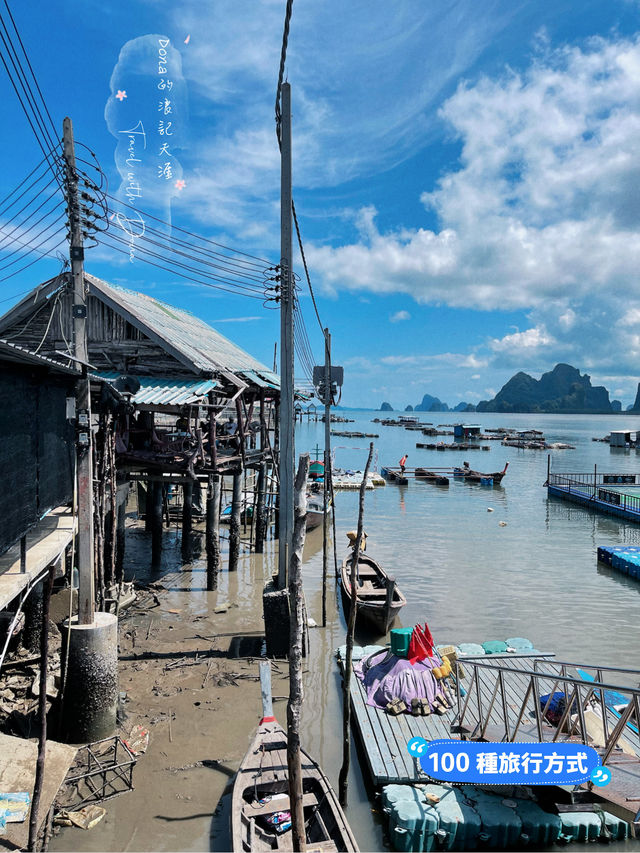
[
  {"left": 151, "top": 482, "right": 164, "bottom": 565},
  {"left": 339, "top": 442, "right": 374, "bottom": 806},
  {"left": 182, "top": 481, "right": 193, "bottom": 557},
  {"left": 255, "top": 463, "right": 267, "bottom": 553},
  {"left": 206, "top": 474, "right": 221, "bottom": 590},
  {"left": 229, "top": 470, "right": 242, "bottom": 572},
  {"left": 287, "top": 454, "right": 310, "bottom": 853},
  {"left": 27, "top": 564, "right": 54, "bottom": 852}
]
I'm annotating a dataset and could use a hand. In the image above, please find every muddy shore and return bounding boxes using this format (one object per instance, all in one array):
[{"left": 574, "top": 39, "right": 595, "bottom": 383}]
[{"left": 47, "top": 516, "right": 379, "bottom": 853}]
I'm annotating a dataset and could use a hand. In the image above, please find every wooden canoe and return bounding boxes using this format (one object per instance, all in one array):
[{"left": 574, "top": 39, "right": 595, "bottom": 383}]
[
  {"left": 306, "top": 491, "right": 332, "bottom": 531},
  {"left": 231, "top": 666, "right": 359, "bottom": 852},
  {"left": 340, "top": 550, "right": 406, "bottom": 634},
  {"left": 415, "top": 467, "right": 449, "bottom": 485}
]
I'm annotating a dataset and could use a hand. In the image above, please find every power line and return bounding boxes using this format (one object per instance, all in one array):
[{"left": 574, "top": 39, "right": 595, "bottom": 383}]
[{"left": 275, "top": 0, "right": 294, "bottom": 141}]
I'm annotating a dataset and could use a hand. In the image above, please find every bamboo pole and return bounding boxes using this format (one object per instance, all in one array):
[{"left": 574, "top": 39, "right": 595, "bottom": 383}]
[
  {"left": 287, "top": 454, "right": 310, "bottom": 852},
  {"left": 338, "top": 441, "right": 374, "bottom": 806},
  {"left": 28, "top": 564, "right": 55, "bottom": 852}
]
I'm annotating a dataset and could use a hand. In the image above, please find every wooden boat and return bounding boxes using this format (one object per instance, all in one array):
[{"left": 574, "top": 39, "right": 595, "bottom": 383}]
[
  {"left": 340, "top": 549, "right": 406, "bottom": 634},
  {"left": 454, "top": 461, "right": 509, "bottom": 484},
  {"left": 306, "top": 490, "right": 332, "bottom": 531},
  {"left": 415, "top": 467, "right": 449, "bottom": 485},
  {"left": 380, "top": 466, "right": 408, "bottom": 485},
  {"left": 232, "top": 663, "right": 359, "bottom": 852}
]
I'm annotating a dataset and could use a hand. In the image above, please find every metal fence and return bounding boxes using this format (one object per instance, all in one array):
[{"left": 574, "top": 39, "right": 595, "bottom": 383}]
[{"left": 454, "top": 656, "right": 640, "bottom": 766}]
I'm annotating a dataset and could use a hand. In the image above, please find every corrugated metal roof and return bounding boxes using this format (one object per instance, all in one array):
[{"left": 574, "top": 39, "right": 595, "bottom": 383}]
[
  {"left": 86, "top": 273, "right": 279, "bottom": 388},
  {"left": 0, "top": 339, "right": 80, "bottom": 375},
  {"left": 239, "top": 369, "right": 280, "bottom": 389},
  {"left": 96, "top": 373, "right": 218, "bottom": 406}
]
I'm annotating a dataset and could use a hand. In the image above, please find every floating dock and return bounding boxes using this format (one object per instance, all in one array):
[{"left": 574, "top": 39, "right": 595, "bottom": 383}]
[
  {"left": 597, "top": 545, "right": 640, "bottom": 579},
  {"left": 547, "top": 472, "right": 640, "bottom": 523}
]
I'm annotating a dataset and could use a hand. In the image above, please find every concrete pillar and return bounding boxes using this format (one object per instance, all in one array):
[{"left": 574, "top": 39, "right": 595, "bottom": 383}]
[
  {"left": 60, "top": 612, "right": 118, "bottom": 743},
  {"left": 263, "top": 580, "right": 290, "bottom": 658},
  {"left": 229, "top": 471, "right": 242, "bottom": 572}
]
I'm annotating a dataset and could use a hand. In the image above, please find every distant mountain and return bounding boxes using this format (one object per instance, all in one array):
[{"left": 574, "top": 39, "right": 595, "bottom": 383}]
[
  {"left": 453, "top": 402, "right": 476, "bottom": 412},
  {"left": 380, "top": 401, "right": 394, "bottom": 411},
  {"left": 415, "top": 393, "right": 449, "bottom": 412},
  {"left": 405, "top": 405, "right": 414, "bottom": 412},
  {"left": 628, "top": 383, "right": 640, "bottom": 413},
  {"left": 477, "top": 364, "right": 613, "bottom": 413},
  {"left": 612, "top": 400, "right": 622, "bottom": 412}
]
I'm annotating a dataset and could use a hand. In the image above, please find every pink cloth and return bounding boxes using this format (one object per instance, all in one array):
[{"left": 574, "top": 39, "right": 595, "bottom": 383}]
[{"left": 354, "top": 649, "right": 446, "bottom": 710}]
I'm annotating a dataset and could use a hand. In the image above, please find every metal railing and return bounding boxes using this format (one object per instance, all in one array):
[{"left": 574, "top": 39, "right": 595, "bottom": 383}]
[
  {"left": 548, "top": 472, "right": 640, "bottom": 514},
  {"left": 454, "top": 656, "right": 640, "bottom": 766}
]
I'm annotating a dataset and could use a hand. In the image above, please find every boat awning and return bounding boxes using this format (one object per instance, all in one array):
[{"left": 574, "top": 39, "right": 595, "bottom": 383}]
[{"left": 96, "top": 373, "right": 218, "bottom": 407}]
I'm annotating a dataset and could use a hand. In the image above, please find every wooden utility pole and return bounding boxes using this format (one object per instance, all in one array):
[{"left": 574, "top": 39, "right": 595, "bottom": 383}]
[
  {"left": 322, "top": 329, "right": 331, "bottom": 627},
  {"left": 278, "top": 82, "right": 294, "bottom": 590},
  {"left": 339, "top": 442, "right": 374, "bottom": 806},
  {"left": 63, "top": 116, "right": 94, "bottom": 625},
  {"left": 287, "top": 453, "right": 310, "bottom": 852}
]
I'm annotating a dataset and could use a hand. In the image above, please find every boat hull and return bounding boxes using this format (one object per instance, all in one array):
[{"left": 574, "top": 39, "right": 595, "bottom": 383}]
[
  {"left": 231, "top": 721, "right": 359, "bottom": 852},
  {"left": 340, "top": 551, "right": 406, "bottom": 634}
]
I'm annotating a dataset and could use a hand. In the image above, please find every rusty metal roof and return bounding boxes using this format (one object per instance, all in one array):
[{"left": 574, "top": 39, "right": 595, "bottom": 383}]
[{"left": 85, "top": 273, "right": 279, "bottom": 389}]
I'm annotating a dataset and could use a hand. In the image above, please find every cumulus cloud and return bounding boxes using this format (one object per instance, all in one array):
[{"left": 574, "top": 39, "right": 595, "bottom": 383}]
[
  {"left": 390, "top": 310, "right": 411, "bottom": 322},
  {"left": 309, "top": 35, "right": 640, "bottom": 315}
]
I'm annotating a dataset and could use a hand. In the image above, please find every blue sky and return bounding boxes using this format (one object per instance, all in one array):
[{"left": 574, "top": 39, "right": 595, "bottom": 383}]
[{"left": 2, "top": 1, "right": 640, "bottom": 408}]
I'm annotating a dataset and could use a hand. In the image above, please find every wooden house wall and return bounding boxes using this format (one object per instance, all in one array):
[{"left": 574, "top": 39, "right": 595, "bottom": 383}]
[{"left": 0, "top": 362, "right": 75, "bottom": 556}]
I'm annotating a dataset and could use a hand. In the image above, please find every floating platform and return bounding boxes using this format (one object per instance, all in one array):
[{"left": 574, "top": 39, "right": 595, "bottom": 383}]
[
  {"left": 547, "top": 473, "right": 640, "bottom": 524},
  {"left": 415, "top": 443, "right": 490, "bottom": 451},
  {"left": 597, "top": 545, "right": 640, "bottom": 579}
]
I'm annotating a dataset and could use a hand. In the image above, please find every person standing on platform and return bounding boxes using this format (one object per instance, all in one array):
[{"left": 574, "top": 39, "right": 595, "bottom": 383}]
[{"left": 399, "top": 454, "right": 408, "bottom": 474}]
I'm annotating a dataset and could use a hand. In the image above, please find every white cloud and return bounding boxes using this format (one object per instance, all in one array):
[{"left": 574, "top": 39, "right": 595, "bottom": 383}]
[
  {"left": 214, "top": 316, "right": 264, "bottom": 323},
  {"left": 167, "top": 0, "right": 520, "bottom": 236},
  {"left": 390, "top": 310, "right": 411, "bottom": 323},
  {"left": 309, "top": 35, "right": 640, "bottom": 315},
  {"left": 489, "top": 325, "right": 554, "bottom": 354}
]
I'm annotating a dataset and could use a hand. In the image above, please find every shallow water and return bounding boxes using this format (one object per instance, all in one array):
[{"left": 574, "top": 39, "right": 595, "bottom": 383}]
[{"left": 50, "top": 411, "right": 640, "bottom": 852}]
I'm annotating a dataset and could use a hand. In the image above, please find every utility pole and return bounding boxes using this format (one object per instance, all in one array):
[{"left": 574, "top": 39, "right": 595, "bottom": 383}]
[
  {"left": 63, "top": 116, "right": 94, "bottom": 625},
  {"left": 278, "top": 82, "right": 294, "bottom": 589},
  {"left": 322, "top": 329, "right": 331, "bottom": 627}
]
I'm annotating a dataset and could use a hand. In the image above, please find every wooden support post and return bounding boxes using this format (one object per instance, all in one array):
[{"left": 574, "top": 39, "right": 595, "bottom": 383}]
[
  {"left": 339, "top": 442, "right": 374, "bottom": 806},
  {"left": 229, "top": 470, "right": 242, "bottom": 572},
  {"left": 27, "top": 564, "right": 55, "bottom": 852},
  {"left": 151, "top": 482, "right": 164, "bottom": 565},
  {"left": 20, "top": 535, "right": 26, "bottom": 574},
  {"left": 115, "top": 494, "right": 126, "bottom": 585},
  {"left": 144, "top": 481, "right": 152, "bottom": 531},
  {"left": 287, "top": 454, "right": 310, "bottom": 853},
  {"left": 255, "top": 463, "right": 267, "bottom": 553},
  {"left": 182, "top": 481, "right": 193, "bottom": 555},
  {"left": 206, "top": 474, "right": 221, "bottom": 590}
]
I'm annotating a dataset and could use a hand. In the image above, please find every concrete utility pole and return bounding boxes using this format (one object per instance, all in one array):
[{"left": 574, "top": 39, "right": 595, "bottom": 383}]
[
  {"left": 278, "top": 82, "right": 294, "bottom": 589},
  {"left": 60, "top": 117, "right": 117, "bottom": 743},
  {"left": 63, "top": 116, "right": 94, "bottom": 625}
]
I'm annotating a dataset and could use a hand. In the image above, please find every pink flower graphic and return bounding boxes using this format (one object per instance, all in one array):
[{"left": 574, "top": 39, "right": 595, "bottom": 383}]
[
  {"left": 116, "top": 90, "right": 127, "bottom": 101},
  {"left": 174, "top": 179, "right": 186, "bottom": 191}
]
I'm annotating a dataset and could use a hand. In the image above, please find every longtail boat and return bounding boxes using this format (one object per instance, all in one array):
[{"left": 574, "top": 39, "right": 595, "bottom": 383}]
[
  {"left": 454, "top": 461, "right": 509, "bottom": 484},
  {"left": 340, "top": 549, "right": 406, "bottom": 634},
  {"left": 232, "top": 663, "right": 359, "bottom": 852}
]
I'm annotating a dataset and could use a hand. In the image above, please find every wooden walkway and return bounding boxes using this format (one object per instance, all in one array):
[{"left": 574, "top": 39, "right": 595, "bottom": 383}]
[
  {"left": 337, "top": 650, "right": 459, "bottom": 785},
  {"left": 0, "top": 507, "right": 75, "bottom": 610}
]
